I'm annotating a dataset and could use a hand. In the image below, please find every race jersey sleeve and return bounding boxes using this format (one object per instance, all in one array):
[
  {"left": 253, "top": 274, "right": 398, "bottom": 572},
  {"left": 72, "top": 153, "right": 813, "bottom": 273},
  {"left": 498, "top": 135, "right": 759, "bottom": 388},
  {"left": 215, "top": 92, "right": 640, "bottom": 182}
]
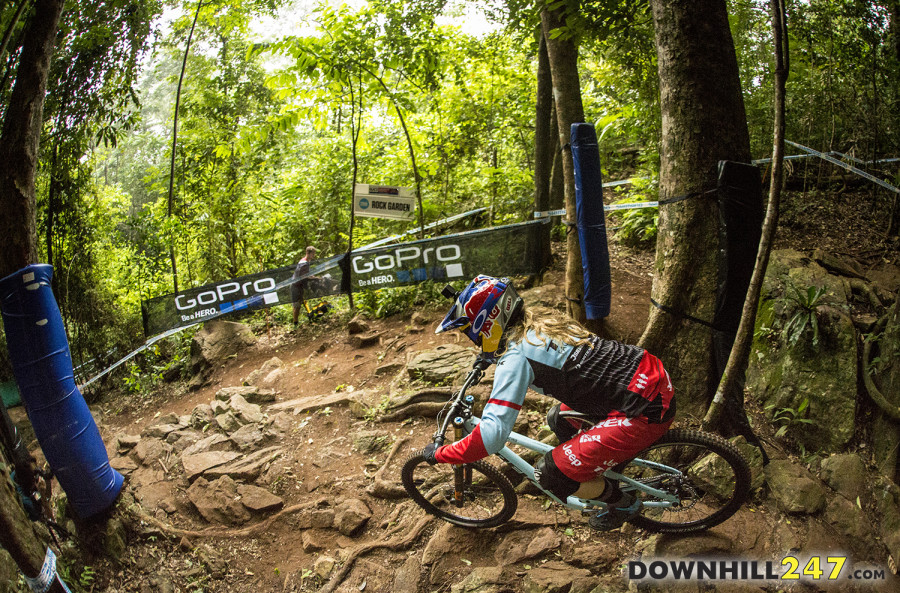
[{"left": 435, "top": 346, "right": 533, "bottom": 464}]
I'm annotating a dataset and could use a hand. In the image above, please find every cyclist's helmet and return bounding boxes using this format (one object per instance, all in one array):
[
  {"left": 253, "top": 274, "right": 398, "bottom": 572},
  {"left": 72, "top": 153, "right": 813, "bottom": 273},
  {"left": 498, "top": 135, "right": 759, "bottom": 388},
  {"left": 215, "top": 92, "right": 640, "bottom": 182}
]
[{"left": 436, "top": 275, "right": 524, "bottom": 358}]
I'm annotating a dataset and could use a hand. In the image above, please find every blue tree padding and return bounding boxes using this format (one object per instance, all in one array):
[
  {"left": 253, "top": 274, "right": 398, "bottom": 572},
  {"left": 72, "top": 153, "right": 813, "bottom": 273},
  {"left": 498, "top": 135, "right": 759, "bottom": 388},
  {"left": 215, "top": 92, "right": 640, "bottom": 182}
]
[
  {"left": 0, "top": 264, "right": 122, "bottom": 518},
  {"left": 571, "top": 123, "right": 611, "bottom": 319}
]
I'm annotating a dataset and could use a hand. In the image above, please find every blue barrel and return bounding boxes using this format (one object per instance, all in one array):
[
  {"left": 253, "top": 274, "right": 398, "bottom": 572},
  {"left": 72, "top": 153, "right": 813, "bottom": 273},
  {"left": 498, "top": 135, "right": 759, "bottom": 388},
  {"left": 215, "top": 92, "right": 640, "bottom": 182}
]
[{"left": 0, "top": 264, "right": 122, "bottom": 518}]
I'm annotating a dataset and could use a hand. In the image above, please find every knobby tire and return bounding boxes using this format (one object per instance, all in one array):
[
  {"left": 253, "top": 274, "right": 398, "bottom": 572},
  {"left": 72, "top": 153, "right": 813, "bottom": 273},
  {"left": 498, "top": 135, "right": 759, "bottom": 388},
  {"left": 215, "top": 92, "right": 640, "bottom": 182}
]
[
  {"left": 401, "top": 451, "right": 517, "bottom": 528},
  {"left": 625, "top": 428, "right": 751, "bottom": 534}
]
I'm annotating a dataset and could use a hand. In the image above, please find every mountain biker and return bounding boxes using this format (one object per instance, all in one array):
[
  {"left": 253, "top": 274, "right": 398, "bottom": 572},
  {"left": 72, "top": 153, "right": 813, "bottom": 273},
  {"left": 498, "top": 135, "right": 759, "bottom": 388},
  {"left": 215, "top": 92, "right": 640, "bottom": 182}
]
[{"left": 424, "top": 275, "right": 676, "bottom": 530}]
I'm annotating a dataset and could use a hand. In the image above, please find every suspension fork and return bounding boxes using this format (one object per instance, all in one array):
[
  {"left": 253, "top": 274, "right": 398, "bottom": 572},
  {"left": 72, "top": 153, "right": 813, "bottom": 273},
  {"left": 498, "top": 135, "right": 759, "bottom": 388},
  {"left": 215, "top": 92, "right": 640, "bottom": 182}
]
[{"left": 451, "top": 417, "right": 469, "bottom": 507}]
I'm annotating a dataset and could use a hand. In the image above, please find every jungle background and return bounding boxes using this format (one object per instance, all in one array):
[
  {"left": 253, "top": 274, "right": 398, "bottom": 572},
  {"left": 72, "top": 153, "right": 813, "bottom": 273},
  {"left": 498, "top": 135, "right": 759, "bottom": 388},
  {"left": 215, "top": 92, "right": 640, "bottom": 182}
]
[{"left": 2, "top": 0, "right": 897, "bottom": 379}]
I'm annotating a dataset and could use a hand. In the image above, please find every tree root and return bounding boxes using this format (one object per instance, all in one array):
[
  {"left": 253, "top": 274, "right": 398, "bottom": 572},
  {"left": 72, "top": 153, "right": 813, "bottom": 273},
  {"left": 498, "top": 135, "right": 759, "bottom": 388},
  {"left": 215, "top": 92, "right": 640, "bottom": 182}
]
[
  {"left": 366, "top": 436, "right": 409, "bottom": 499},
  {"left": 378, "top": 401, "right": 447, "bottom": 423},
  {"left": 319, "top": 515, "right": 434, "bottom": 593},
  {"left": 125, "top": 497, "right": 326, "bottom": 540},
  {"left": 849, "top": 278, "right": 886, "bottom": 311},
  {"left": 862, "top": 315, "right": 900, "bottom": 421}
]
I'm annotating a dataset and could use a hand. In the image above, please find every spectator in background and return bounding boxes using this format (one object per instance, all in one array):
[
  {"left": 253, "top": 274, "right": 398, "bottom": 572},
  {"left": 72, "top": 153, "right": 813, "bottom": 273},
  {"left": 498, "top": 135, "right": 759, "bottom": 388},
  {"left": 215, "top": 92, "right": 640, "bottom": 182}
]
[{"left": 291, "top": 246, "right": 317, "bottom": 326}]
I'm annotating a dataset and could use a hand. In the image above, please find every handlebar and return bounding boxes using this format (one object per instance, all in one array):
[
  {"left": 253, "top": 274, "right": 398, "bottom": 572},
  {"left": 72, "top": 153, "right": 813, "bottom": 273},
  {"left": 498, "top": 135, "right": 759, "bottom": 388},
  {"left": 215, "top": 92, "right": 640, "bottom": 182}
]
[{"left": 431, "top": 356, "right": 493, "bottom": 445}]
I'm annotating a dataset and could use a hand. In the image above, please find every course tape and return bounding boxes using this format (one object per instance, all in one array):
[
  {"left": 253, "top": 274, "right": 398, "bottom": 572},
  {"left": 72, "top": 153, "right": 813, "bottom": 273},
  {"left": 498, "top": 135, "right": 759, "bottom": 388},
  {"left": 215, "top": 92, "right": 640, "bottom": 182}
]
[
  {"left": 786, "top": 141, "right": 900, "bottom": 195},
  {"left": 23, "top": 548, "right": 71, "bottom": 593},
  {"left": 79, "top": 324, "right": 196, "bottom": 390},
  {"left": 534, "top": 201, "right": 659, "bottom": 218},
  {"left": 359, "top": 207, "right": 487, "bottom": 250}
]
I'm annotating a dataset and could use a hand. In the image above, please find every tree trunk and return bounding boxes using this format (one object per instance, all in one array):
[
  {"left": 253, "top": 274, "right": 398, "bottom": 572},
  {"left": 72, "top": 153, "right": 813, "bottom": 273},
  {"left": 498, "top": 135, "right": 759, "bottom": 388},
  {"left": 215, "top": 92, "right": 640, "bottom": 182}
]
[
  {"left": 889, "top": 0, "right": 900, "bottom": 62},
  {"left": 640, "top": 0, "right": 752, "bottom": 414},
  {"left": 0, "top": 0, "right": 71, "bottom": 588},
  {"left": 534, "top": 30, "right": 554, "bottom": 271},
  {"left": 549, "top": 102, "right": 564, "bottom": 214},
  {"left": 540, "top": 6, "right": 586, "bottom": 323},
  {"left": 703, "top": 0, "right": 788, "bottom": 452},
  {"left": 0, "top": 0, "right": 63, "bottom": 277},
  {"left": 166, "top": 0, "right": 203, "bottom": 294}
]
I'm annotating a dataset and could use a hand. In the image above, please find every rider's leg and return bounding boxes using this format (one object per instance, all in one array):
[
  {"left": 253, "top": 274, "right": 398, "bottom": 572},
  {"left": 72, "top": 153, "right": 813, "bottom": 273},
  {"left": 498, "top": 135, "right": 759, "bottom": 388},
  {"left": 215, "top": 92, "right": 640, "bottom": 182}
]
[
  {"left": 546, "top": 411, "right": 672, "bottom": 529},
  {"left": 573, "top": 476, "right": 606, "bottom": 499}
]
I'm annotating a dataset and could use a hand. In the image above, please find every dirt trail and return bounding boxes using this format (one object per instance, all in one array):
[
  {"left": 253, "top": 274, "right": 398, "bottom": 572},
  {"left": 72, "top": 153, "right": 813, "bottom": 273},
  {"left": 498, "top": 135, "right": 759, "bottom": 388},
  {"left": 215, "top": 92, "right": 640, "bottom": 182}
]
[{"left": 16, "top": 185, "right": 900, "bottom": 592}]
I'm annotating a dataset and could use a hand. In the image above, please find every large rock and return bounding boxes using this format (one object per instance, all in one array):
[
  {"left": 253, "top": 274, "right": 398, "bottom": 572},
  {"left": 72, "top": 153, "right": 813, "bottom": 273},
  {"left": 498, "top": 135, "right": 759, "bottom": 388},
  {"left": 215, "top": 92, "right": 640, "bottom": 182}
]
[
  {"left": 181, "top": 451, "right": 241, "bottom": 481},
  {"left": 203, "top": 446, "right": 281, "bottom": 481},
  {"left": 494, "top": 527, "right": 560, "bottom": 565},
  {"left": 181, "top": 433, "right": 235, "bottom": 457},
  {"left": 141, "top": 423, "right": 184, "bottom": 439},
  {"left": 243, "top": 357, "right": 284, "bottom": 387},
  {"left": 824, "top": 495, "right": 878, "bottom": 557},
  {"left": 228, "top": 394, "right": 263, "bottom": 425},
  {"left": 393, "top": 555, "right": 422, "bottom": 593},
  {"left": 746, "top": 250, "right": 857, "bottom": 453},
  {"left": 230, "top": 424, "right": 266, "bottom": 450},
  {"left": 765, "top": 459, "right": 826, "bottom": 514},
  {"left": 819, "top": 453, "right": 868, "bottom": 502},
  {"left": 237, "top": 484, "right": 283, "bottom": 513},
  {"left": 334, "top": 498, "right": 371, "bottom": 536},
  {"left": 521, "top": 561, "right": 592, "bottom": 593},
  {"left": 450, "top": 567, "right": 505, "bottom": 593},
  {"left": 407, "top": 344, "right": 477, "bottom": 384},
  {"left": 215, "top": 385, "right": 276, "bottom": 404},
  {"left": 130, "top": 438, "right": 173, "bottom": 467},
  {"left": 729, "top": 436, "right": 765, "bottom": 492},
  {"left": 214, "top": 412, "right": 241, "bottom": 434},
  {"left": 187, "top": 476, "right": 251, "bottom": 525},
  {"left": 190, "top": 320, "right": 256, "bottom": 385}
]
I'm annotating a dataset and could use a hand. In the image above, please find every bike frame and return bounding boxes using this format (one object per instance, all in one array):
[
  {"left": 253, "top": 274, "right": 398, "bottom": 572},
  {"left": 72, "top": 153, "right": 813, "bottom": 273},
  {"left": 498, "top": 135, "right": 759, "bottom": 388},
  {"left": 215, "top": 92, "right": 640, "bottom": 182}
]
[{"left": 435, "top": 361, "right": 682, "bottom": 514}]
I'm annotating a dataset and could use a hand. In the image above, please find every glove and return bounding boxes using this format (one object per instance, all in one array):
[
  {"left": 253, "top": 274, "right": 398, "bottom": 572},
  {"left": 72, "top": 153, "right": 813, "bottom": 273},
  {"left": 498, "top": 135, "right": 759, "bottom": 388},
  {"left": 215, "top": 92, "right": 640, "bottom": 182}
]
[{"left": 423, "top": 442, "right": 441, "bottom": 465}]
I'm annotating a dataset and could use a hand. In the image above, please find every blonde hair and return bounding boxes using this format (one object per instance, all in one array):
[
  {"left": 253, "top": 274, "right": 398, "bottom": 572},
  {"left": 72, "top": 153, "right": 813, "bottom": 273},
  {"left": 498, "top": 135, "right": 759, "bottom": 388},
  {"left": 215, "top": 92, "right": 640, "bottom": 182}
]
[{"left": 506, "top": 306, "right": 594, "bottom": 349}]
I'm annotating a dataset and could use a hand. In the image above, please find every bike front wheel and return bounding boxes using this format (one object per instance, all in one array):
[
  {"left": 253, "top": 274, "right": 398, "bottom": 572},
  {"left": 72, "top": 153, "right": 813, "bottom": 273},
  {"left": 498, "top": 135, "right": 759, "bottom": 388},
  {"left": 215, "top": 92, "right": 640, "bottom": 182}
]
[
  {"left": 402, "top": 451, "right": 518, "bottom": 528},
  {"left": 621, "top": 429, "right": 751, "bottom": 534}
]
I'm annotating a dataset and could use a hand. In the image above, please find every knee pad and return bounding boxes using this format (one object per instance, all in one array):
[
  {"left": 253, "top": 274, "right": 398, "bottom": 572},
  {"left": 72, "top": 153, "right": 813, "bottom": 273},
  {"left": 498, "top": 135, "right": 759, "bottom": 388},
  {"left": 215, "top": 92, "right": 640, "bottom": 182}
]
[
  {"left": 546, "top": 404, "right": 578, "bottom": 443},
  {"left": 534, "top": 451, "right": 580, "bottom": 501}
]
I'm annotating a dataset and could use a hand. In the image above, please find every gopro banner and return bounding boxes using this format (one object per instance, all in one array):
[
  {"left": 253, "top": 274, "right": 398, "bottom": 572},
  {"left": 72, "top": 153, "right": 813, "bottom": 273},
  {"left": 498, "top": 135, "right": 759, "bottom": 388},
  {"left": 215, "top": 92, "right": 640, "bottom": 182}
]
[
  {"left": 141, "top": 220, "right": 547, "bottom": 337},
  {"left": 349, "top": 219, "right": 546, "bottom": 289}
]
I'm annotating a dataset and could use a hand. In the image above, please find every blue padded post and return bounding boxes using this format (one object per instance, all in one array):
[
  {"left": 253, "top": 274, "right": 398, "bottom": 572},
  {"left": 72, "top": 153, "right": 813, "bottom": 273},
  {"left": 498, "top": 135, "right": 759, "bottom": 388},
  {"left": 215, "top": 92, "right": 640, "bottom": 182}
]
[
  {"left": 571, "top": 123, "right": 611, "bottom": 319},
  {"left": 0, "top": 264, "right": 122, "bottom": 518}
]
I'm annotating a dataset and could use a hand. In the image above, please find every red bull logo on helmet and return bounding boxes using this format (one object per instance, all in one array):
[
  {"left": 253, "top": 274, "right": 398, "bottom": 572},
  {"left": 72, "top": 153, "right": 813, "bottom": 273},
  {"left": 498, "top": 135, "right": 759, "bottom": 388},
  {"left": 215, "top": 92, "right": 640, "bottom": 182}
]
[{"left": 461, "top": 277, "right": 506, "bottom": 351}]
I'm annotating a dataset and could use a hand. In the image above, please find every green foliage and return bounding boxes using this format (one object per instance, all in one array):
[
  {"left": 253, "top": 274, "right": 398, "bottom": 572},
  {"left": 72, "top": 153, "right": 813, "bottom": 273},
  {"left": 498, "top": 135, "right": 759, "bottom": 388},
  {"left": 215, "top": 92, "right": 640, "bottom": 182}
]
[
  {"left": 121, "top": 333, "right": 192, "bottom": 393},
  {"left": 765, "top": 398, "right": 814, "bottom": 439},
  {"left": 782, "top": 285, "right": 827, "bottom": 348},
  {"left": 607, "top": 178, "right": 659, "bottom": 246},
  {"left": 611, "top": 198, "right": 658, "bottom": 245}
]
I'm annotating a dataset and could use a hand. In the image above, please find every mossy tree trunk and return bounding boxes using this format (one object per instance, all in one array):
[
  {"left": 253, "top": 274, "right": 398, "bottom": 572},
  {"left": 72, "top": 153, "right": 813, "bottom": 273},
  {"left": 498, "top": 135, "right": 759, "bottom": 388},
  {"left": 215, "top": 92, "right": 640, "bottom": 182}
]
[
  {"left": 0, "top": 0, "right": 71, "bottom": 590},
  {"left": 640, "top": 0, "right": 752, "bottom": 413},
  {"left": 540, "top": 5, "right": 587, "bottom": 325}
]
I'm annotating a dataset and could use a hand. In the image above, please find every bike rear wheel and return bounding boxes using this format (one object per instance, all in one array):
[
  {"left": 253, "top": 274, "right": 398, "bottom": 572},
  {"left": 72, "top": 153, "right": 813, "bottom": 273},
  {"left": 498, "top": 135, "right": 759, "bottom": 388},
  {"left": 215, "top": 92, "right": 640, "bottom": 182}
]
[
  {"left": 402, "top": 451, "right": 517, "bottom": 528},
  {"left": 621, "top": 429, "right": 751, "bottom": 534}
]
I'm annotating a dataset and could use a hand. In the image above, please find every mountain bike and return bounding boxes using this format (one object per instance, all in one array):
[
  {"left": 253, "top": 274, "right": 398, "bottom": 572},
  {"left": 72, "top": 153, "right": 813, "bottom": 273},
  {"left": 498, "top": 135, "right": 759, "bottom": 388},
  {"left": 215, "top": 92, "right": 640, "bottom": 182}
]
[{"left": 401, "top": 358, "right": 752, "bottom": 533}]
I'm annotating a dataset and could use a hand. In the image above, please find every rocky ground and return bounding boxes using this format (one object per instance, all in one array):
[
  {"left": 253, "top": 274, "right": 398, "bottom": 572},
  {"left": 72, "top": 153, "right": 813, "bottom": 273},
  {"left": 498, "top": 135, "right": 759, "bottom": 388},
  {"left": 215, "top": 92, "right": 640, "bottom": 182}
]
[{"left": 4, "top": 186, "right": 900, "bottom": 593}]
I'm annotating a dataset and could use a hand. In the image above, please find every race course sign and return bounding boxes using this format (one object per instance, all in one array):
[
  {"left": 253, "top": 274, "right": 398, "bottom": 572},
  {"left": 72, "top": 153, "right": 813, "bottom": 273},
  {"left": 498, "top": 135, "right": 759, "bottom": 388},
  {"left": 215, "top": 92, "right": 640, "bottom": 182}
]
[
  {"left": 353, "top": 184, "right": 416, "bottom": 220},
  {"left": 140, "top": 219, "right": 548, "bottom": 337}
]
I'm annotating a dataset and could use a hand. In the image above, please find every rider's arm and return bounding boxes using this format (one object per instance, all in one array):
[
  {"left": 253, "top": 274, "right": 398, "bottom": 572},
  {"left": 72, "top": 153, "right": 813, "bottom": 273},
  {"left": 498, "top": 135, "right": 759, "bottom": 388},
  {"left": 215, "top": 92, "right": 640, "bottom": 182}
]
[{"left": 435, "top": 348, "right": 533, "bottom": 464}]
